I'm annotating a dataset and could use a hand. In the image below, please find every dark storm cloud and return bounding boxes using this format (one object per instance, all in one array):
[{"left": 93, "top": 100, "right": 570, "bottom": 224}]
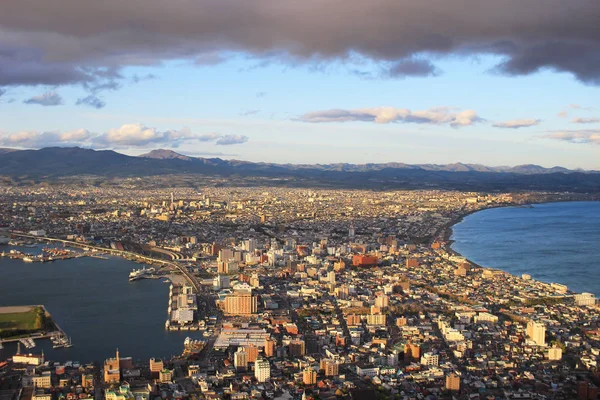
[
  {"left": 387, "top": 59, "right": 440, "bottom": 78},
  {"left": 1, "top": 0, "right": 600, "bottom": 88}
]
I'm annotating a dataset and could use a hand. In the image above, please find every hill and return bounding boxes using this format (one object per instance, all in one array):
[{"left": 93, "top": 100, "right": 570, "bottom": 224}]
[{"left": 0, "top": 147, "right": 599, "bottom": 192}]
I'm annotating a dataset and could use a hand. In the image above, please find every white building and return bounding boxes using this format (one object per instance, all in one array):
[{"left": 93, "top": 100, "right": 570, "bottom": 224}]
[
  {"left": 254, "top": 358, "right": 271, "bottom": 382},
  {"left": 420, "top": 352, "right": 439, "bottom": 367},
  {"left": 474, "top": 312, "right": 499, "bottom": 325},
  {"left": 527, "top": 320, "right": 546, "bottom": 346}
]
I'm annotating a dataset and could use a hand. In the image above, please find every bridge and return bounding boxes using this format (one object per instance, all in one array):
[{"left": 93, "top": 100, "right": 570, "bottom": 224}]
[{"left": 9, "top": 232, "right": 201, "bottom": 293}]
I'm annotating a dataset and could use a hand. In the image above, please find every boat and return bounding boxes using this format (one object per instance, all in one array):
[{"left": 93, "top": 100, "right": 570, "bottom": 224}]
[{"left": 129, "top": 266, "right": 156, "bottom": 281}]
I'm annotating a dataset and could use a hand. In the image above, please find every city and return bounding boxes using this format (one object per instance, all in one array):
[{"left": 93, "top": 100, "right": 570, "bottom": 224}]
[{"left": 1, "top": 187, "right": 600, "bottom": 399}]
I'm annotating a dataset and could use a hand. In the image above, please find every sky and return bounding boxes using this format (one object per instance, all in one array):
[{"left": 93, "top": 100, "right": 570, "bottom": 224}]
[{"left": 0, "top": 0, "right": 599, "bottom": 169}]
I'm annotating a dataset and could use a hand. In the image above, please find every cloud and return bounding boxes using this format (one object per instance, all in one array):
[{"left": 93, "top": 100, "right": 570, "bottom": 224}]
[
  {"left": 197, "top": 132, "right": 222, "bottom": 142},
  {"left": 543, "top": 130, "right": 600, "bottom": 145},
  {"left": 0, "top": 124, "right": 250, "bottom": 149},
  {"left": 492, "top": 119, "right": 540, "bottom": 129},
  {"left": 23, "top": 91, "right": 63, "bottom": 106},
  {"left": 557, "top": 111, "right": 569, "bottom": 118},
  {"left": 1, "top": 1, "right": 600, "bottom": 88},
  {"left": 256, "top": 92, "right": 267, "bottom": 98},
  {"left": 572, "top": 117, "right": 600, "bottom": 124},
  {"left": 386, "top": 58, "right": 440, "bottom": 78},
  {"left": 298, "top": 106, "right": 483, "bottom": 127},
  {"left": 0, "top": 89, "right": 5, "bottom": 97},
  {"left": 76, "top": 95, "right": 106, "bottom": 109},
  {"left": 0, "top": 129, "right": 92, "bottom": 147},
  {"left": 215, "top": 135, "right": 249, "bottom": 145},
  {"left": 240, "top": 109, "right": 260, "bottom": 116},
  {"left": 569, "top": 104, "right": 595, "bottom": 111},
  {"left": 92, "top": 124, "right": 196, "bottom": 148}
]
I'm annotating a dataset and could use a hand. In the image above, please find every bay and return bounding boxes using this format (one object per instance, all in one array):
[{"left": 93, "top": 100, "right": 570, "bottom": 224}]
[
  {"left": 0, "top": 244, "right": 193, "bottom": 363},
  {"left": 451, "top": 201, "right": 600, "bottom": 296}
]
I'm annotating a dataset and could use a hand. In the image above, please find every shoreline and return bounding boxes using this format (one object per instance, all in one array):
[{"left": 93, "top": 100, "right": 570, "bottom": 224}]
[{"left": 439, "top": 199, "right": 600, "bottom": 295}]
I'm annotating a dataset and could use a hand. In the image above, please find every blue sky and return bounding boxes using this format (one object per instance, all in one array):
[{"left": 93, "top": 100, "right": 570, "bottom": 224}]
[{"left": 1, "top": 1, "right": 599, "bottom": 169}]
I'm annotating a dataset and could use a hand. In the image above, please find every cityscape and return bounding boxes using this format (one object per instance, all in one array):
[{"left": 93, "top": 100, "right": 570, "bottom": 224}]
[
  {"left": 1, "top": 186, "right": 600, "bottom": 399},
  {"left": 2, "top": 0, "right": 600, "bottom": 399}
]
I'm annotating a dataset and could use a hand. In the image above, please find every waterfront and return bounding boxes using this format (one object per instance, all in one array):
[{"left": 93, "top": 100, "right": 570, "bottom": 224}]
[
  {"left": 451, "top": 201, "right": 600, "bottom": 296},
  {"left": 0, "top": 244, "right": 193, "bottom": 362}
]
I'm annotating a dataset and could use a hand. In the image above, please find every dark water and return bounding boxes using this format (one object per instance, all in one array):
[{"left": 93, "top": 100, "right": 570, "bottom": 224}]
[
  {"left": 451, "top": 201, "right": 600, "bottom": 296},
  {"left": 0, "top": 245, "right": 193, "bottom": 363}
]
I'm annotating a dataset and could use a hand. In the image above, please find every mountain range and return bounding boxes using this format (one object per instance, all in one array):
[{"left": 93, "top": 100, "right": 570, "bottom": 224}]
[{"left": 1, "top": 147, "right": 599, "bottom": 192}]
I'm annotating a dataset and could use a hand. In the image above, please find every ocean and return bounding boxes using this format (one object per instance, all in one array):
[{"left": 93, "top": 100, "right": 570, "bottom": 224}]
[
  {"left": 451, "top": 201, "right": 600, "bottom": 296},
  {"left": 0, "top": 245, "right": 193, "bottom": 363}
]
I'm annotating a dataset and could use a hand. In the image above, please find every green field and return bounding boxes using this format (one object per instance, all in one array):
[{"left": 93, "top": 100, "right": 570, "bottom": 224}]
[{"left": 0, "top": 306, "right": 49, "bottom": 339}]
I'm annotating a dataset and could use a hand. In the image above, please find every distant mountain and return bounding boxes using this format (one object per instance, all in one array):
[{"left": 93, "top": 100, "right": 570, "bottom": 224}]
[
  {"left": 140, "top": 149, "right": 193, "bottom": 161},
  {"left": 0, "top": 147, "right": 599, "bottom": 192}
]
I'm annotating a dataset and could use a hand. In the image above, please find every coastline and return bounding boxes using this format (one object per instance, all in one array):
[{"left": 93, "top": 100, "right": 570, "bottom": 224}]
[{"left": 439, "top": 199, "right": 600, "bottom": 295}]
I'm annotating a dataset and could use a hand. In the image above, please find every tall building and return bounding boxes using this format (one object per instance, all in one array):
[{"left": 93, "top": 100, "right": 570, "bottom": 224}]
[
  {"left": 320, "top": 359, "right": 339, "bottom": 377},
  {"left": 446, "top": 372, "right": 461, "bottom": 391},
  {"left": 245, "top": 344, "right": 259, "bottom": 363},
  {"left": 234, "top": 348, "right": 248, "bottom": 371},
  {"left": 224, "top": 286, "right": 258, "bottom": 315},
  {"left": 420, "top": 352, "right": 439, "bottom": 367},
  {"left": 375, "top": 294, "right": 389, "bottom": 308},
  {"left": 404, "top": 342, "right": 421, "bottom": 363},
  {"left": 149, "top": 358, "right": 163, "bottom": 378},
  {"left": 243, "top": 239, "right": 257, "bottom": 252},
  {"left": 254, "top": 358, "right": 271, "bottom": 382},
  {"left": 264, "top": 338, "right": 275, "bottom": 357},
  {"left": 303, "top": 368, "right": 317, "bottom": 385},
  {"left": 289, "top": 340, "right": 306, "bottom": 357},
  {"left": 527, "top": 320, "right": 546, "bottom": 346}
]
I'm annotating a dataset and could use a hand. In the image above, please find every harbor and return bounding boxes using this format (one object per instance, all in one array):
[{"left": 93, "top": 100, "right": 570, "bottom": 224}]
[
  {"left": 0, "top": 247, "right": 108, "bottom": 263},
  {"left": 0, "top": 247, "right": 192, "bottom": 362}
]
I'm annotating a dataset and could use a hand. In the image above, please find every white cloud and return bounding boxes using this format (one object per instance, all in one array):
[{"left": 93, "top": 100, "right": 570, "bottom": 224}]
[
  {"left": 0, "top": 129, "right": 92, "bottom": 147},
  {"left": 0, "top": 124, "right": 250, "bottom": 149},
  {"left": 543, "top": 130, "right": 600, "bottom": 145},
  {"left": 215, "top": 135, "right": 249, "bottom": 145},
  {"left": 298, "top": 106, "right": 483, "bottom": 127},
  {"left": 572, "top": 117, "right": 600, "bottom": 124},
  {"left": 492, "top": 119, "right": 540, "bottom": 129}
]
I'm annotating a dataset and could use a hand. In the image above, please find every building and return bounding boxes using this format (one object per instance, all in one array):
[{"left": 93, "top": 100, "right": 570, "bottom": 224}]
[
  {"left": 547, "top": 345, "right": 563, "bottom": 361},
  {"left": 32, "top": 373, "right": 52, "bottom": 389},
  {"left": 159, "top": 369, "right": 173, "bottom": 383},
  {"left": 446, "top": 372, "right": 461, "bottom": 391},
  {"left": 264, "top": 338, "right": 275, "bottom": 357},
  {"left": 375, "top": 294, "right": 389, "bottom": 308},
  {"left": 224, "top": 287, "right": 258, "bottom": 315},
  {"left": 320, "top": 359, "right": 339, "bottom": 377},
  {"left": 245, "top": 344, "right": 259, "bottom": 362},
  {"left": 234, "top": 348, "right": 248, "bottom": 371},
  {"left": 13, "top": 352, "right": 45, "bottom": 366},
  {"left": 406, "top": 258, "right": 419, "bottom": 268},
  {"left": 474, "top": 312, "right": 498, "bottom": 325},
  {"left": 527, "top": 320, "right": 546, "bottom": 346},
  {"left": 254, "top": 358, "right": 271, "bottom": 382},
  {"left": 575, "top": 293, "right": 596, "bottom": 307},
  {"left": 352, "top": 255, "right": 378, "bottom": 267},
  {"left": 303, "top": 368, "right": 317, "bottom": 385},
  {"left": 149, "top": 358, "right": 164, "bottom": 378},
  {"left": 420, "top": 352, "right": 439, "bottom": 367},
  {"left": 404, "top": 342, "right": 420, "bottom": 362},
  {"left": 289, "top": 340, "right": 306, "bottom": 357},
  {"left": 104, "top": 349, "right": 121, "bottom": 383},
  {"left": 105, "top": 385, "right": 134, "bottom": 400}
]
